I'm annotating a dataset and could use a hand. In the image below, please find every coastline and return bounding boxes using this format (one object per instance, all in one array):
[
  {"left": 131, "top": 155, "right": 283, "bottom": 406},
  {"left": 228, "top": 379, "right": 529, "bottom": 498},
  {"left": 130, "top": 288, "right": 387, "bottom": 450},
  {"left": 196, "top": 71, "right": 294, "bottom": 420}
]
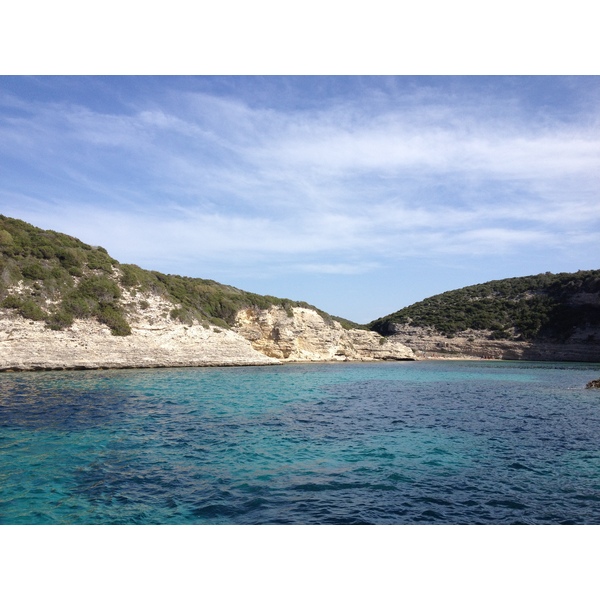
[
  {"left": 0, "top": 313, "right": 280, "bottom": 372},
  {"left": 0, "top": 309, "right": 416, "bottom": 372},
  {"left": 3, "top": 307, "right": 596, "bottom": 372}
]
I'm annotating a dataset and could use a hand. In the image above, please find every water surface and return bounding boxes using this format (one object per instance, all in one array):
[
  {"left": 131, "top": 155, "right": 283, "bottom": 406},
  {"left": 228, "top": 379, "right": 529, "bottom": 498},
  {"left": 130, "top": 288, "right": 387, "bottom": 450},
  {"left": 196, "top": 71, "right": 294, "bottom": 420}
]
[{"left": 1, "top": 360, "right": 599, "bottom": 524}]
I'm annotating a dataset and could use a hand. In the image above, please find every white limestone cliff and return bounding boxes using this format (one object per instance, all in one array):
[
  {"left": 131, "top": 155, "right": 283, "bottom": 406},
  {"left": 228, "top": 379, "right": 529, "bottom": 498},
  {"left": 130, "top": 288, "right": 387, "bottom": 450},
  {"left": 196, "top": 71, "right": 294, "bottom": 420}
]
[
  {"left": 0, "top": 288, "right": 414, "bottom": 371},
  {"left": 234, "top": 306, "right": 415, "bottom": 362},
  {"left": 0, "top": 291, "right": 278, "bottom": 371}
]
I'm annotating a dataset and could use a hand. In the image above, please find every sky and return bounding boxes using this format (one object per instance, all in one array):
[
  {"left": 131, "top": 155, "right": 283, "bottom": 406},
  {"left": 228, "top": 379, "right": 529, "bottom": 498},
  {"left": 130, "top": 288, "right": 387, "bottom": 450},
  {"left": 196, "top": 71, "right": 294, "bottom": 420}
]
[{"left": 1, "top": 75, "right": 599, "bottom": 323}]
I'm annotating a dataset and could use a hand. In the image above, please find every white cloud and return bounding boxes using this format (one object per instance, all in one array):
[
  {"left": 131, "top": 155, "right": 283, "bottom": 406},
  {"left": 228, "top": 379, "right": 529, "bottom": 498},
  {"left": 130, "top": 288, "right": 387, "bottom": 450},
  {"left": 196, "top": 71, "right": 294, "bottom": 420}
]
[
  {"left": 1, "top": 80, "right": 599, "bottom": 286},
  {"left": 252, "top": 119, "right": 600, "bottom": 184},
  {"left": 296, "top": 262, "right": 381, "bottom": 275}
]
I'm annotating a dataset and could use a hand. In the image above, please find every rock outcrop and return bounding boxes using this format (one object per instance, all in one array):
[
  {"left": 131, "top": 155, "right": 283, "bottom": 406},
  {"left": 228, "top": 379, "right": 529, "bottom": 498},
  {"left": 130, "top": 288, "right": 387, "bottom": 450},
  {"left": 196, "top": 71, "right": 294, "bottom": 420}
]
[
  {"left": 234, "top": 306, "right": 415, "bottom": 362},
  {"left": 0, "top": 290, "right": 415, "bottom": 371},
  {"left": 384, "top": 323, "right": 600, "bottom": 362},
  {"left": 5, "top": 216, "right": 597, "bottom": 368},
  {"left": 0, "top": 291, "right": 278, "bottom": 371},
  {"left": 370, "top": 270, "right": 600, "bottom": 362}
]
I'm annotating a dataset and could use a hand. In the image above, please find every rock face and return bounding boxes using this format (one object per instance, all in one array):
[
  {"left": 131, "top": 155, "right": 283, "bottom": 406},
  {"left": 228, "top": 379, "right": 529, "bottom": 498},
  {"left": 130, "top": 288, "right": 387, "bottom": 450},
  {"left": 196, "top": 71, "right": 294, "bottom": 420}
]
[
  {"left": 234, "top": 306, "right": 415, "bottom": 362},
  {"left": 370, "top": 270, "right": 600, "bottom": 362},
  {"left": 0, "top": 289, "right": 415, "bottom": 371},
  {"left": 0, "top": 291, "right": 279, "bottom": 371},
  {"left": 385, "top": 323, "right": 600, "bottom": 362}
]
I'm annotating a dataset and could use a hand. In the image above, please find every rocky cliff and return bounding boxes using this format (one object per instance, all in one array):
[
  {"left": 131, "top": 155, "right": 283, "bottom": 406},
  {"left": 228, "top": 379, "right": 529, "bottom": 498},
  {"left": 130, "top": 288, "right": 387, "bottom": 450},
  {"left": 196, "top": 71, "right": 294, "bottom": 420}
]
[
  {"left": 371, "top": 270, "right": 600, "bottom": 362},
  {"left": 4, "top": 215, "right": 596, "bottom": 368},
  {"left": 1, "top": 215, "right": 415, "bottom": 371},
  {"left": 235, "top": 306, "right": 415, "bottom": 362},
  {"left": 385, "top": 323, "right": 600, "bottom": 362},
  {"left": 0, "top": 290, "right": 278, "bottom": 371},
  {"left": 0, "top": 283, "right": 414, "bottom": 371}
]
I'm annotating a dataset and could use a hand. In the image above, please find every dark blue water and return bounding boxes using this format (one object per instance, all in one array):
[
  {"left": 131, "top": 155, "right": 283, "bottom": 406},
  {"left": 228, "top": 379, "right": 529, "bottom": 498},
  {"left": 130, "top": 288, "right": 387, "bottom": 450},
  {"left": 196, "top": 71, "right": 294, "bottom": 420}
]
[{"left": 1, "top": 360, "right": 599, "bottom": 524}]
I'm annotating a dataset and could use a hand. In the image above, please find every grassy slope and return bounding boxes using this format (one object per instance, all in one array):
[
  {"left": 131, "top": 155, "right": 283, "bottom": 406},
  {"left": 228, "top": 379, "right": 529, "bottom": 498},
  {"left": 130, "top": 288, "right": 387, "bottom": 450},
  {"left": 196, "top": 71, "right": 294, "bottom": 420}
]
[
  {"left": 0, "top": 215, "right": 361, "bottom": 335},
  {"left": 369, "top": 270, "right": 600, "bottom": 342}
]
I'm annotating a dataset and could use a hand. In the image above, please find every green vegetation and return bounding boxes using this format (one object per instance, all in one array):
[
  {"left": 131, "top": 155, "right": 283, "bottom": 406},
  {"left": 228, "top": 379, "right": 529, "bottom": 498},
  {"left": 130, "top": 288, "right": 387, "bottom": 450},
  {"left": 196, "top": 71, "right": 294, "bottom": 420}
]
[
  {"left": 0, "top": 215, "right": 357, "bottom": 336},
  {"left": 116, "top": 259, "right": 363, "bottom": 330},
  {"left": 369, "top": 271, "right": 600, "bottom": 342},
  {"left": 0, "top": 215, "right": 128, "bottom": 335},
  {"left": 120, "top": 269, "right": 359, "bottom": 330},
  {"left": 5, "top": 215, "right": 596, "bottom": 344}
]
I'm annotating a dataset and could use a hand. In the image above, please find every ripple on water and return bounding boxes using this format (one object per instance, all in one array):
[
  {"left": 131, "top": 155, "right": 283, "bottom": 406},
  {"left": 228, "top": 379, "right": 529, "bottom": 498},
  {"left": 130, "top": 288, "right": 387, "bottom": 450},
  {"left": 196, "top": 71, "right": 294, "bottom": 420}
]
[{"left": 2, "top": 361, "right": 600, "bottom": 523}]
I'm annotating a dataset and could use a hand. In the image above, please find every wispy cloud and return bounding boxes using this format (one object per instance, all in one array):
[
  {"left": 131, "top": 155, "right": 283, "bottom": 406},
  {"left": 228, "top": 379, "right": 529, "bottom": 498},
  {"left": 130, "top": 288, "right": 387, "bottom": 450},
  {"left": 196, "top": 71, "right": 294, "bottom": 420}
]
[{"left": 1, "top": 77, "right": 599, "bottom": 320}]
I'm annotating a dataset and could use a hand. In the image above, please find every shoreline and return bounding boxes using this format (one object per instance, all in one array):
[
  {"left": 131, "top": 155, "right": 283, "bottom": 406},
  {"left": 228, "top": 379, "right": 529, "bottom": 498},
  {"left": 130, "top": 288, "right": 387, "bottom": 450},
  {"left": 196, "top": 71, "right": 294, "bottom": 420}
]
[
  {"left": 0, "top": 360, "right": 283, "bottom": 373},
  {"left": 0, "top": 356, "right": 420, "bottom": 373},
  {"left": 3, "top": 355, "right": 599, "bottom": 374}
]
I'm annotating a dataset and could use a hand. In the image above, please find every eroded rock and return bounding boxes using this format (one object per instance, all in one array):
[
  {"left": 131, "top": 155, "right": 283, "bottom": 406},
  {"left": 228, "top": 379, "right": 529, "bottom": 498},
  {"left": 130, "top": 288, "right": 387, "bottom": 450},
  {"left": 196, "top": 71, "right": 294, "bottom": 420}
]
[
  {"left": 234, "top": 306, "right": 415, "bottom": 362},
  {"left": 0, "top": 293, "right": 279, "bottom": 371}
]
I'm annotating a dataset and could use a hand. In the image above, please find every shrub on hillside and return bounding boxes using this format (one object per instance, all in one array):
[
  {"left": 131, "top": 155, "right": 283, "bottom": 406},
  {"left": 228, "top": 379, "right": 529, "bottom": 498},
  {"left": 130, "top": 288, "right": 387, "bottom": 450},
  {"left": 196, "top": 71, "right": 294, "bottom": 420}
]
[
  {"left": 0, "top": 229, "right": 14, "bottom": 246},
  {"left": 78, "top": 276, "right": 121, "bottom": 303},
  {"left": 61, "top": 293, "right": 95, "bottom": 318},
  {"left": 96, "top": 304, "right": 131, "bottom": 336},
  {"left": 19, "top": 299, "right": 46, "bottom": 321},
  {"left": 87, "top": 250, "right": 114, "bottom": 272},
  {"left": 46, "top": 310, "right": 74, "bottom": 330},
  {"left": 57, "top": 248, "right": 84, "bottom": 269},
  {"left": 1, "top": 295, "right": 23, "bottom": 309},
  {"left": 21, "top": 263, "right": 48, "bottom": 281},
  {"left": 370, "top": 270, "right": 600, "bottom": 341},
  {"left": 1, "top": 215, "right": 356, "bottom": 337}
]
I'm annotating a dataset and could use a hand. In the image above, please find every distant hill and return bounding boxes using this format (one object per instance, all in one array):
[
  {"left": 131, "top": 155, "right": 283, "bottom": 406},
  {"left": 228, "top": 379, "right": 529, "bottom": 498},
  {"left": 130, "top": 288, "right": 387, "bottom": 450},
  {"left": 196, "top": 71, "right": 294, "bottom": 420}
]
[
  {"left": 369, "top": 270, "right": 600, "bottom": 343},
  {"left": 4, "top": 214, "right": 598, "bottom": 363},
  {"left": 0, "top": 215, "right": 360, "bottom": 336}
]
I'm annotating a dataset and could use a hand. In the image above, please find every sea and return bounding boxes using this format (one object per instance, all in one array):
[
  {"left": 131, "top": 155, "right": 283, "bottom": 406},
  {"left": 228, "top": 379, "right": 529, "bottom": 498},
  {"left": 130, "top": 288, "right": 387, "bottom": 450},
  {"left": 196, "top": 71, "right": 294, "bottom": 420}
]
[{"left": 1, "top": 359, "right": 600, "bottom": 525}]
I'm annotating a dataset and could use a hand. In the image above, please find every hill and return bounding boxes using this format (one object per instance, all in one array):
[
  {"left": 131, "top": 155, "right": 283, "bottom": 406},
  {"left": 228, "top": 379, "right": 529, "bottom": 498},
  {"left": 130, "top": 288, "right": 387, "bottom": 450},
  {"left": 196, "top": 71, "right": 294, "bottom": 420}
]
[
  {"left": 0, "top": 215, "right": 414, "bottom": 370},
  {"left": 0, "top": 215, "right": 359, "bottom": 336},
  {"left": 369, "top": 271, "right": 600, "bottom": 361}
]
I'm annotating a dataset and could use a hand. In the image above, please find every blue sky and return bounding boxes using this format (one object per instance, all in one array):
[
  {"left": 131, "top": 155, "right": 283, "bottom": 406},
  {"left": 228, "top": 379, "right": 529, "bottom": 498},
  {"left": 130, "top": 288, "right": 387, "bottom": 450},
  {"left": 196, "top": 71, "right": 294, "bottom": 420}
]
[{"left": 1, "top": 76, "right": 599, "bottom": 323}]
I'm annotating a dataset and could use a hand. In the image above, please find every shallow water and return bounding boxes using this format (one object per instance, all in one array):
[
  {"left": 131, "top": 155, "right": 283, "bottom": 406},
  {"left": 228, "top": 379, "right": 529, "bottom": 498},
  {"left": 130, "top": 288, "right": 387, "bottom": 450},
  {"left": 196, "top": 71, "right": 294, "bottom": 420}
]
[{"left": 1, "top": 360, "right": 599, "bottom": 524}]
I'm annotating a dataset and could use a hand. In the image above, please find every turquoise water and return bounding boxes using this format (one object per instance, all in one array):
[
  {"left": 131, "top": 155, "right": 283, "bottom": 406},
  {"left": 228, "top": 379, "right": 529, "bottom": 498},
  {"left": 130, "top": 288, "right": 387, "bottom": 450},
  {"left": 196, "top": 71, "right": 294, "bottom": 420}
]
[{"left": 1, "top": 360, "right": 600, "bottom": 524}]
